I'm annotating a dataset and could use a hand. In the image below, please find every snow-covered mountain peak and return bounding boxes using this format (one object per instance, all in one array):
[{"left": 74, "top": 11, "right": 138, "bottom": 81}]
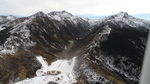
[
  {"left": 48, "top": 10, "right": 73, "bottom": 17},
  {"left": 115, "top": 11, "right": 129, "bottom": 18},
  {"left": 35, "top": 11, "right": 45, "bottom": 16},
  {"left": 0, "top": 15, "right": 16, "bottom": 21},
  {"left": 0, "top": 15, "right": 16, "bottom": 24},
  {"left": 6, "top": 15, "right": 16, "bottom": 21},
  {"left": 101, "top": 12, "right": 150, "bottom": 28},
  {"left": 47, "top": 10, "right": 80, "bottom": 21},
  {"left": 47, "top": 10, "right": 90, "bottom": 27},
  {"left": 107, "top": 11, "right": 130, "bottom": 21},
  {"left": 83, "top": 12, "right": 130, "bottom": 27},
  {"left": 29, "top": 11, "right": 46, "bottom": 18}
]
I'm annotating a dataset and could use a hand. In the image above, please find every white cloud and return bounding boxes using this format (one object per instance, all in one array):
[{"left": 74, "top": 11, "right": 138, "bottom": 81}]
[{"left": 0, "top": 0, "right": 150, "bottom": 16}]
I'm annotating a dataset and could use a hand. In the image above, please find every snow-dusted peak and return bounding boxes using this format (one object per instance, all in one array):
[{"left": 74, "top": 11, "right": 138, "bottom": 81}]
[
  {"left": 6, "top": 15, "right": 16, "bottom": 21},
  {"left": 47, "top": 11, "right": 80, "bottom": 21},
  {"left": 0, "top": 15, "right": 16, "bottom": 23},
  {"left": 34, "top": 11, "right": 45, "bottom": 16},
  {"left": 106, "top": 11, "right": 131, "bottom": 21},
  {"left": 114, "top": 12, "right": 129, "bottom": 18},
  {"left": 100, "top": 12, "right": 150, "bottom": 28},
  {"left": 48, "top": 11, "right": 73, "bottom": 18},
  {"left": 47, "top": 10, "right": 90, "bottom": 26},
  {"left": 49, "top": 10, "right": 73, "bottom": 17},
  {"left": 29, "top": 11, "right": 46, "bottom": 19}
]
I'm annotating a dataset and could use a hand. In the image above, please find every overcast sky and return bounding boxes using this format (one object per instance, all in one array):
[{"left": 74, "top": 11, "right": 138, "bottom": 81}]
[{"left": 0, "top": 0, "right": 150, "bottom": 17}]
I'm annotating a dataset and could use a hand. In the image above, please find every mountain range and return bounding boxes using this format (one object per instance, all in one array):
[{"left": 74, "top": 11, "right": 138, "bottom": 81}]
[{"left": 0, "top": 11, "right": 149, "bottom": 84}]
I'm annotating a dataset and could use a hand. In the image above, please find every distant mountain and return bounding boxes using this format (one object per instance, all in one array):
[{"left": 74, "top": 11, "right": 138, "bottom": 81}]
[
  {"left": 0, "top": 15, "right": 16, "bottom": 31},
  {"left": 0, "top": 11, "right": 149, "bottom": 84},
  {"left": 0, "top": 15, "right": 16, "bottom": 24},
  {"left": 84, "top": 12, "right": 150, "bottom": 32}
]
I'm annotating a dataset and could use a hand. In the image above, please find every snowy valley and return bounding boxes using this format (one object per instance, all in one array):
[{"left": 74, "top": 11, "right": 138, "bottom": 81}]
[{"left": 15, "top": 56, "right": 76, "bottom": 84}]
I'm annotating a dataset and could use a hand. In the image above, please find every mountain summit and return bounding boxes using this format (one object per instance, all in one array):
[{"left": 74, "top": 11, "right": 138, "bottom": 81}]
[{"left": 101, "top": 12, "right": 150, "bottom": 28}]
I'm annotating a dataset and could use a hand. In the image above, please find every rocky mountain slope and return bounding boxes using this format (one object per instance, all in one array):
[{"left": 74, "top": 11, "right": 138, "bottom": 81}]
[{"left": 0, "top": 11, "right": 149, "bottom": 84}]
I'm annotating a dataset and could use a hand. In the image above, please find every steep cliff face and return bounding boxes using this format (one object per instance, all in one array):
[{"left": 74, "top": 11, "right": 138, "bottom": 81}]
[{"left": 0, "top": 11, "right": 149, "bottom": 84}]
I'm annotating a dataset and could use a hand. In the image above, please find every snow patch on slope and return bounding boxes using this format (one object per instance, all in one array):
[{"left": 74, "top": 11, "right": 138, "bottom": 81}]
[
  {"left": 15, "top": 56, "right": 77, "bottom": 84},
  {"left": 0, "top": 26, "right": 5, "bottom": 31}
]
